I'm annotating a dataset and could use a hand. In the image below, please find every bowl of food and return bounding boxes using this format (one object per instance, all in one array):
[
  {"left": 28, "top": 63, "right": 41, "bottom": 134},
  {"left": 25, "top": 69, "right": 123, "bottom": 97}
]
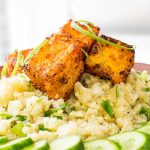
[{"left": 0, "top": 20, "right": 150, "bottom": 150}]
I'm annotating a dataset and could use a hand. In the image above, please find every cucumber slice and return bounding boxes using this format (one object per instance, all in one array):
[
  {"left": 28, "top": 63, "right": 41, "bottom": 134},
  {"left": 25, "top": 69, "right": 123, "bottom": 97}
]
[
  {"left": 51, "top": 135, "right": 84, "bottom": 150},
  {"left": 137, "top": 124, "right": 150, "bottom": 135},
  {"left": 0, "top": 137, "right": 33, "bottom": 150},
  {"left": 23, "top": 140, "right": 50, "bottom": 150},
  {"left": 85, "top": 139, "right": 121, "bottom": 150},
  {"left": 108, "top": 131, "right": 150, "bottom": 150},
  {"left": 0, "top": 137, "right": 8, "bottom": 145}
]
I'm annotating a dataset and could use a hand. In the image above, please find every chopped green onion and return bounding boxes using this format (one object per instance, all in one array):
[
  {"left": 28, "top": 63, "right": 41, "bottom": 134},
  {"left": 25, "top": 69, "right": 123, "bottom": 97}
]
[
  {"left": 44, "top": 107, "right": 60, "bottom": 117},
  {"left": 116, "top": 85, "right": 119, "bottom": 98},
  {"left": 83, "top": 107, "right": 88, "bottom": 112},
  {"left": 71, "top": 21, "right": 134, "bottom": 50},
  {"left": 1, "top": 63, "right": 8, "bottom": 78},
  {"left": 61, "top": 102, "right": 69, "bottom": 114},
  {"left": 15, "top": 115, "right": 27, "bottom": 121},
  {"left": 81, "top": 48, "right": 89, "bottom": 59},
  {"left": 80, "top": 22, "right": 95, "bottom": 34},
  {"left": 61, "top": 104, "right": 76, "bottom": 114},
  {"left": 101, "top": 100, "right": 113, "bottom": 118},
  {"left": 25, "top": 123, "right": 31, "bottom": 127},
  {"left": 137, "top": 122, "right": 147, "bottom": 126},
  {"left": 22, "top": 39, "right": 48, "bottom": 65},
  {"left": 44, "top": 110, "right": 53, "bottom": 117},
  {"left": 77, "top": 20, "right": 94, "bottom": 25},
  {"left": 70, "top": 106, "right": 76, "bottom": 111},
  {"left": 20, "top": 57, "right": 25, "bottom": 67},
  {"left": 20, "top": 74, "right": 26, "bottom": 79},
  {"left": 144, "top": 88, "right": 150, "bottom": 92},
  {"left": 0, "top": 113, "right": 13, "bottom": 119},
  {"left": 38, "top": 124, "right": 45, "bottom": 131},
  {"left": 44, "top": 102, "right": 68, "bottom": 117},
  {"left": 38, "top": 124, "right": 50, "bottom": 131},
  {"left": 140, "top": 106, "right": 150, "bottom": 121},
  {"left": 36, "top": 97, "right": 43, "bottom": 103},
  {"left": 53, "top": 115, "right": 63, "bottom": 120},
  {"left": 44, "top": 107, "right": 62, "bottom": 117},
  {"left": 60, "top": 102, "right": 68, "bottom": 109},
  {"left": 11, "top": 50, "right": 22, "bottom": 76},
  {"left": 0, "top": 113, "right": 27, "bottom": 121},
  {"left": 11, "top": 122, "right": 26, "bottom": 137}
]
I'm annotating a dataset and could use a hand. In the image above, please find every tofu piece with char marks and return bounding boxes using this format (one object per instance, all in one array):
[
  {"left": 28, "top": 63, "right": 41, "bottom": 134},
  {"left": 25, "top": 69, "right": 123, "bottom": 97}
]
[
  {"left": 24, "top": 20, "right": 99, "bottom": 100},
  {"left": 85, "top": 35, "right": 135, "bottom": 84}
]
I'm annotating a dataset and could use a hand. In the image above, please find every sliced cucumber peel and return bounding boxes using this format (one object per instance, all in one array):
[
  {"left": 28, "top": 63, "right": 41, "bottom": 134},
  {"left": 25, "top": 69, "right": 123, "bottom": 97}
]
[
  {"left": 0, "top": 137, "right": 33, "bottom": 150},
  {"left": 0, "top": 136, "right": 8, "bottom": 145},
  {"left": 23, "top": 140, "right": 50, "bottom": 150}
]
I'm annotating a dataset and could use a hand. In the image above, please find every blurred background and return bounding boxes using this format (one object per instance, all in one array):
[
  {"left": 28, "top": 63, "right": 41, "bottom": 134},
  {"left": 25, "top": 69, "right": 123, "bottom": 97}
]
[{"left": 0, "top": 0, "right": 150, "bottom": 65}]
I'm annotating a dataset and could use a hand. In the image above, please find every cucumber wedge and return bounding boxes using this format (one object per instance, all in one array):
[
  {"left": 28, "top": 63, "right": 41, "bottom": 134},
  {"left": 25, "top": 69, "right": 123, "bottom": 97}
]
[
  {"left": 0, "top": 137, "right": 33, "bottom": 150},
  {"left": 108, "top": 131, "right": 150, "bottom": 150},
  {"left": 137, "top": 124, "right": 150, "bottom": 135},
  {"left": 23, "top": 140, "right": 50, "bottom": 150},
  {"left": 85, "top": 139, "right": 121, "bottom": 150},
  {"left": 51, "top": 135, "right": 84, "bottom": 150},
  {"left": 0, "top": 137, "right": 8, "bottom": 145}
]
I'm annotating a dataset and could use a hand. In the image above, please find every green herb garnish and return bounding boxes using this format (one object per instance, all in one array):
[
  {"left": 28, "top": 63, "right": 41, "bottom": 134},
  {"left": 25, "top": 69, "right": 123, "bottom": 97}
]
[
  {"left": 83, "top": 106, "right": 88, "bottom": 112},
  {"left": 101, "top": 100, "right": 113, "bottom": 118},
  {"left": 36, "top": 97, "right": 43, "bottom": 103},
  {"left": 71, "top": 21, "right": 134, "bottom": 50},
  {"left": 44, "top": 102, "right": 68, "bottom": 117},
  {"left": 0, "top": 113, "right": 13, "bottom": 119},
  {"left": 25, "top": 123, "right": 31, "bottom": 127},
  {"left": 53, "top": 115, "right": 63, "bottom": 120},
  {"left": 11, "top": 50, "right": 22, "bottom": 76},
  {"left": 77, "top": 20, "right": 94, "bottom": 25},
  {"left": 11, "top": 122, "right": 26, "bottom": 137},
  {"left": 22, "top": 39, "right": 48, "bottom": 65},
  {"left": 44, "top": 110, "right": 53, "bottom": 117},
  {"left": 1, "top": 63, "right": 8, "bottom": 78},
  {"left": 140, "top": 106, "right": 150, "bottom": 121},
  {"left": 70, "top": 106, "right": 76, "bottom": 111},
  {"left": 60, "top": 102, "right": 68, "bottom": 109},
  {"left": 0, "top": 113, "right": 27, "bottom": 121},
  {"left": 38, "top": 124, "right": 50, "bottom": 131},
  {"left": 144, "top": 88, "right": 150, "bottom": 92},
  {"left": 81, "top": 48, "right": 89, "bottom": 60},
  {"left": 79, "top": 21, "right": 95, "bottom": 34},
  {"left": 15, "top": 115, "right": 27, "bottom": 121},
  {"left": 116, "top": 85, "right": 119, "bottom": 98}
]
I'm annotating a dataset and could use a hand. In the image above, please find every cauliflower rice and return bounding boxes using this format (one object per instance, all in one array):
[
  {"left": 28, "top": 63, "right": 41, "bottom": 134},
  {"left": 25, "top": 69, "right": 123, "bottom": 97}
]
[{"left": 0, "top": 70, "right": 150, "bottom": 142}]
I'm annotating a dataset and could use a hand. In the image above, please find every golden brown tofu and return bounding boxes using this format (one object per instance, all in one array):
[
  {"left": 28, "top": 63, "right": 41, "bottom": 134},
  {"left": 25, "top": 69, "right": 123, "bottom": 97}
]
[
  {"left": 85, "top": 35, "right": 135, "bottom": 84},
  {"left": 24, "top": 20, "right": 100, "bottom": 100}
]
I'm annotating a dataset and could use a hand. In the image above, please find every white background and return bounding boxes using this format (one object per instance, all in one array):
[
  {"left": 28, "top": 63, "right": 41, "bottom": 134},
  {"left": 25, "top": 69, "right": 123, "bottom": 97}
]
[{"left": 0, "top": 0, "right": 150, "bottom": 65}]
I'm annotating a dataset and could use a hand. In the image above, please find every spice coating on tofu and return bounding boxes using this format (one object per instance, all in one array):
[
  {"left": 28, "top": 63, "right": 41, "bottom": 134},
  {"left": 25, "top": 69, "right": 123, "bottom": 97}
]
[
  {"left": 85, "top": 35, "right": 135, "bottom": 84},
  {"left": 24, "top": 20, "right": 100, "bottom": 100}
]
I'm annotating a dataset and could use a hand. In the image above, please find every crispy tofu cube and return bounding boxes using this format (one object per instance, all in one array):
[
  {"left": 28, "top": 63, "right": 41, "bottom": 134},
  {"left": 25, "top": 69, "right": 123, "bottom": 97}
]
[
  {"left": 24, "top": 20, "right": 99, "bottom": 100},
  {"left": 85, "top": 35, "right": 135, "bottom": 84}
]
